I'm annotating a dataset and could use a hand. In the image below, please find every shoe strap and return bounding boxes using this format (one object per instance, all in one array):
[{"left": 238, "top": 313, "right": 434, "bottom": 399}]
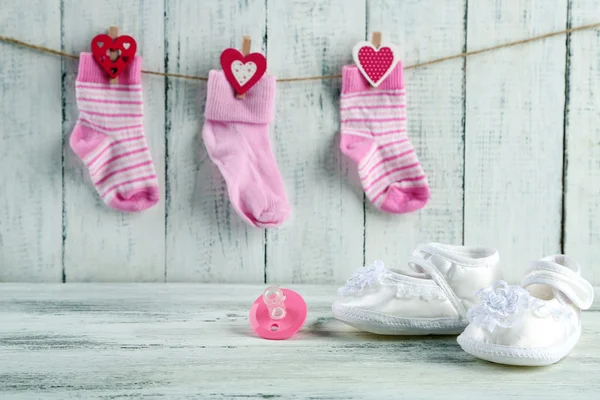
[
  {"left": 521, "top": 255, "right": 594, "bottom": 310},
  {"left": 408, "top": 254, "right": 468, "bottom": 320}
]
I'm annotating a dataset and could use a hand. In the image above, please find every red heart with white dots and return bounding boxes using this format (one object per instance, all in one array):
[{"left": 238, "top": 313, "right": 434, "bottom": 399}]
[
  {"left": 220, "top": 48, "right": 267, "bottom": 95},
  {"left": 352, "top": 41, "right": 400, "bottom": 87}
]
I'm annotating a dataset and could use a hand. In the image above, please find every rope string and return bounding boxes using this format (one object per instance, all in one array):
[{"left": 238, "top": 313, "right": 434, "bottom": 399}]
[{"left": 1, "top": 22, "right": 599, "bottom": 82}]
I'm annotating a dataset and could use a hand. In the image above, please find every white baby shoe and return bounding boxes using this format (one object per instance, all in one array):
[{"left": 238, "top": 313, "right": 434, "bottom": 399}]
[
  {"left": 457, "top": 255, "right": 594, "bottom": 366},
  {"left": 332, "top": 243, "right": 502, "bottom": 335}
]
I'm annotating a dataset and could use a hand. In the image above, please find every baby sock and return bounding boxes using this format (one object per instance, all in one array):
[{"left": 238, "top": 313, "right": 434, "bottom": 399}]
[
  {"left": 69, "top": 54, "right": 159, "bottom": 212},
  {"left": 340, "top": 63, "right": 430, "bottom": 213},
  {"left": 202, "top": 71, "right": 290, "bottom": 228}
]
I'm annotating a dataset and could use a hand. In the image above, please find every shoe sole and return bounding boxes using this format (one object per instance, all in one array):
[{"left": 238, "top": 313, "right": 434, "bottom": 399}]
[
  {"left": 331, "top": 303, "right": 467, "bottom": 335},
  {"left": 456, "top": 326, "right": 581, "bottom": 366}
]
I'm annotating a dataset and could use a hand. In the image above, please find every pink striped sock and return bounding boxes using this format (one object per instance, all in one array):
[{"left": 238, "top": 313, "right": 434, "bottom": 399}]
[
  {"left": 69, "top": 54, "right": 159, "bottom": 212},
  {"left": 340, "top": 63, "right": 430, "bottom": 214}
]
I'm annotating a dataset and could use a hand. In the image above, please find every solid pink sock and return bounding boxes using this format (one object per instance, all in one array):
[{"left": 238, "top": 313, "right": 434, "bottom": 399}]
[
  {"left": 340, "top": 63, "right": 430, "bottom": 213},
  {"left": 69, "top": 54, "right": 159, "bottom": 212},
  {"left": 202, "top": 70, "right": 290, "bottom": 228}
]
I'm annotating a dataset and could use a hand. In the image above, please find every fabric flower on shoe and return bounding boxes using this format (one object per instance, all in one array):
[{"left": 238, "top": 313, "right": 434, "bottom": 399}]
[{"left": 467, "top": 281, "right": 531, "bottom": 332}]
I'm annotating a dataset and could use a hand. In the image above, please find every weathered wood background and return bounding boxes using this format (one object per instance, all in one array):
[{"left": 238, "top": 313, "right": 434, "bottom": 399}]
[{"left": 0, "top": 0, "right": 599, "bottom": 284}]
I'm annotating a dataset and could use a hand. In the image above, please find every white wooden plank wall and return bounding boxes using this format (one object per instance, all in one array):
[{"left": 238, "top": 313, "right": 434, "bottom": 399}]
[
  {"left": 266, "top": 0, "right": 365, "bottom": 283},
  {"left": 0, "top": 0, "right": 598, "bottom": 284},
  {"left": 365, "top": 0, "right": 466, "bottom": 269},
  {"left": 565, "top": 0, "right": 600, "bottom": 283},
  {"left": 0, "top": 0, "right": 62, "bottom": 282},
  {"left": 61, "top": 1, "right": 166, "bottom": 282},
  {"left": 464, "top": 0, "right": 567, "bottom": 283},
  {"left": 165, "top": 1, "right": 267, "bottom": 282}
]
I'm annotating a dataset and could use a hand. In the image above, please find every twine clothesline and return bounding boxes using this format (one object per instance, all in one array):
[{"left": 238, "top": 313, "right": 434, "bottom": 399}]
[{"left": 1, "top": 22, "right": 600, "bottom": 82}]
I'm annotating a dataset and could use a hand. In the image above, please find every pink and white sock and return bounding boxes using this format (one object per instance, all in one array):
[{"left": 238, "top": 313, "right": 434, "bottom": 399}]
[
  {"left": 69, "top": 54, "right": 159, "bottom": 212},
  {"left": 340, "top": 63, "right": 430, "bottom": 213},
  {"left": 202, "top": 70, "right": 290, "bottom": 228}
]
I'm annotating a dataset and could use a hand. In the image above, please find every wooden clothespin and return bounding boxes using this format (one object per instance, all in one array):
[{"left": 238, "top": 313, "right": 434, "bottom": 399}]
[
  {"left": 370, "top": 32, "right": 382, "bottom": 90},
  {"left": 371, "top": 31, "right": 382, "bottom": 49},
  {"left": 108, "top": 26, "right": 119, "bottom": 84},
  {"left": 235, "top": 36, "right": 252, "bottom": 99}
]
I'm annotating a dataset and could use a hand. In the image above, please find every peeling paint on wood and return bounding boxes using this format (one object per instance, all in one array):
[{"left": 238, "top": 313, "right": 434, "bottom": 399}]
[{"left": 0, "top": 284, "right": 599, "bottom": 398}]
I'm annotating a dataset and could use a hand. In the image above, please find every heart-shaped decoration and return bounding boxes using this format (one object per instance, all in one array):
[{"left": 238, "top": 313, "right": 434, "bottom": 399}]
[
  {"left": 91, "top": 34, "right": 137, "bottom": 79},
  {"left": 220, "top": 48, "right": 267, "bottom": 95},
  {"left": 352, "top": 41, "right": 400, "bottom": 87}
]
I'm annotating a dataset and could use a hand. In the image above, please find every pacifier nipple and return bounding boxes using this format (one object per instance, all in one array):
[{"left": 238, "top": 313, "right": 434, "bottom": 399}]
[{"left": 263, "top": 286, "right": 286, "bottom": 320}]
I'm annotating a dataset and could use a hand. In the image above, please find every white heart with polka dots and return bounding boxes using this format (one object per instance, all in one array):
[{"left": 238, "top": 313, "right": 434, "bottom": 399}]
[
  {"left": 231, "top": 60, "right": 258, "bottom": 87},
  {"left": 352, "top": 41, "right": 401, "bottom": 87}
]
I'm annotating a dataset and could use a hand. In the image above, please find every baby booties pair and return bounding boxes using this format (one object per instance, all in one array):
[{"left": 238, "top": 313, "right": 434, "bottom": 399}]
[{"left": 332, "top": 242, "right": 595, "bottom": 366}]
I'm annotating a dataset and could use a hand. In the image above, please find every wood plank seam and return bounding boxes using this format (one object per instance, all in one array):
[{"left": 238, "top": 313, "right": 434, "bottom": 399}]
[
  {"left": 461, "top": 0, "right": 468, "bottom": 246},
  {"left": 163, "top": 0, "right": 171, "bottom": 283},
  {"left": 60, "top": 0, "right": 67, "bottom": 283},
  {"left": 560, "top": 0, "right": 573, "bottom": 254},
  {"left": 264, "top": 1, "right": 269, "bottom": 285},
  {"left": 362, "top": 0, "right": 368, "bottom": 269}
]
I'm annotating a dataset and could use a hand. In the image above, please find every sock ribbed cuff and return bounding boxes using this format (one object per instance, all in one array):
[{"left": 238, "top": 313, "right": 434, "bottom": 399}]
[
  {"left": 341, "top": 62, "right": 405, "bottom": 94},
  {"left": 204, "top": 70, "right": 276, "bottom": 124},
  {"left": 77, "top": 53, "right": 142, "bottom": 85}
]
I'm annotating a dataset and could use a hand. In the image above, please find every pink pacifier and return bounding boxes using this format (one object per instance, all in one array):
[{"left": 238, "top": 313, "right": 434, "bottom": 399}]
[{"left": 249, "top": 286, "right": 307, "bottom": 340}]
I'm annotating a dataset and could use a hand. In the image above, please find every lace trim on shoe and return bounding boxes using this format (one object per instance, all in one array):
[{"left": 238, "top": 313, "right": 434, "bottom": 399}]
[
  {"left": 338, "top": 261, "right": 446, "bottom": 301},
  {"left": 380, "top": 274, "right": 446, "bottom": 301}
]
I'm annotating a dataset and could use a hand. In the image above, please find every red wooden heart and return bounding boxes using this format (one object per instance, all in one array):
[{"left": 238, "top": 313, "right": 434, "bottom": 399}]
[
  {"left": 91, "top": 34, "right": 137, "bottom": 79},
  {"left": 357, "top": 46, "right": 395, "bottom": 85},
  {"left": 220, "top": 48, "right": 267, "bottom": 95}
]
